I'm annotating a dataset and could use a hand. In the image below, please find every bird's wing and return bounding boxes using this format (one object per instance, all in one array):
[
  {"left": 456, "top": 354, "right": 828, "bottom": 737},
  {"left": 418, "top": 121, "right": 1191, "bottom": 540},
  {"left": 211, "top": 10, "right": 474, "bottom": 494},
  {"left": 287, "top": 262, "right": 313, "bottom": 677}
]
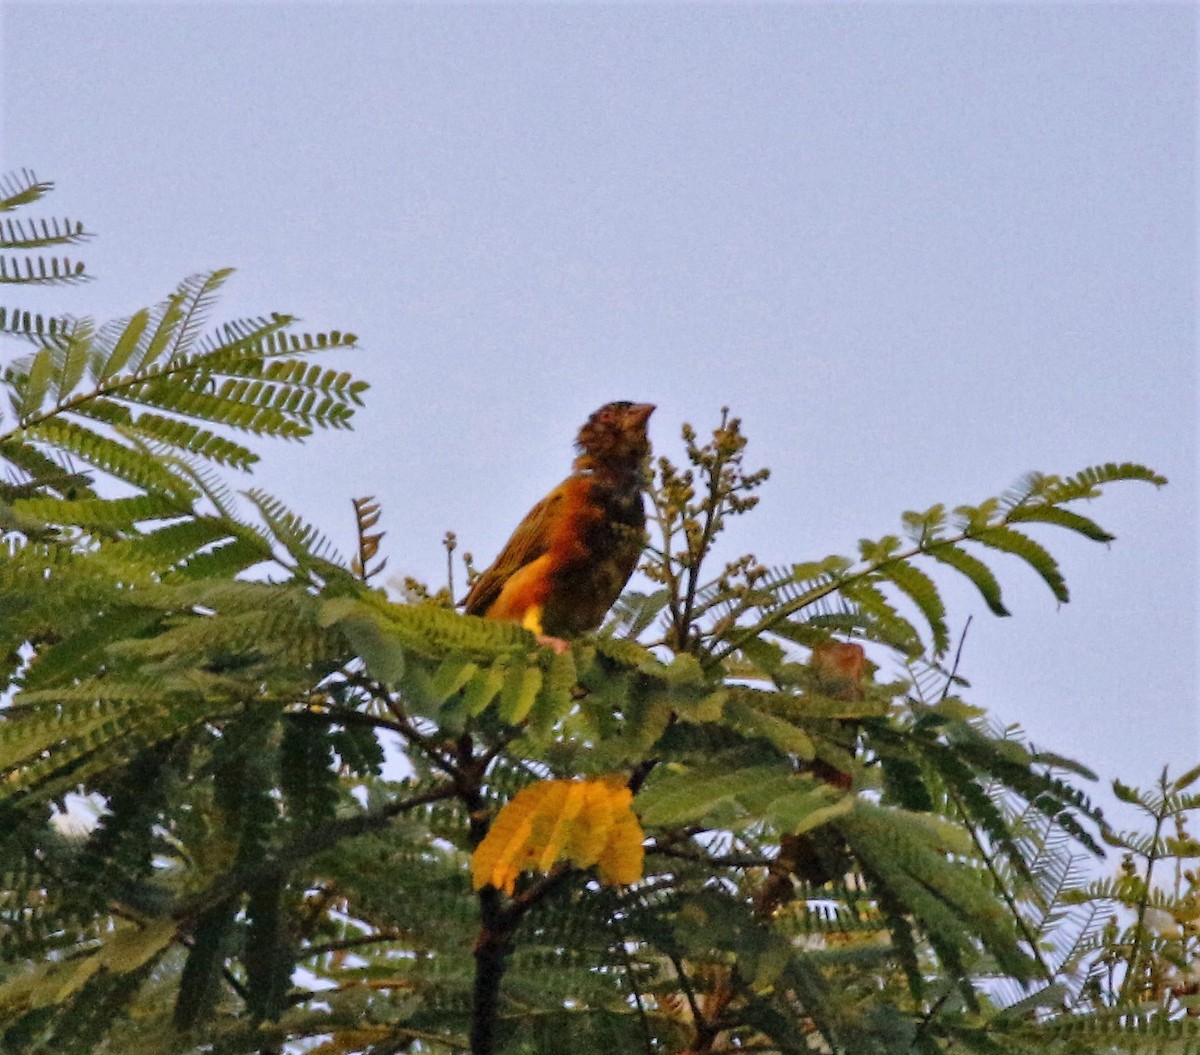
[{"left": 462, "top": 481, "right": 571, "bottom": 616}]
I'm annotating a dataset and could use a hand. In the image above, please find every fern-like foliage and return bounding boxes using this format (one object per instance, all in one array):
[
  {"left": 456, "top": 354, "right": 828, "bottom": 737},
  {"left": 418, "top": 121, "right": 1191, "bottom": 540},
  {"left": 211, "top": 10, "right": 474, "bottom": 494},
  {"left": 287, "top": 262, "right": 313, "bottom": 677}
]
[
  {"left": 3, "top": 269, "right": 362, "bottom": 511},
  {"left": 0, "top": 187, "right": 1177, "bottom": 1054},
  {"left": 0, "top": 171, "right": 90, "bottom": 293},
  {"left": 0, "top": 178, "right": 363, "bottom": 560},
  {"left": 699, "top": 463, "right": 1165, "bottom": 667}
]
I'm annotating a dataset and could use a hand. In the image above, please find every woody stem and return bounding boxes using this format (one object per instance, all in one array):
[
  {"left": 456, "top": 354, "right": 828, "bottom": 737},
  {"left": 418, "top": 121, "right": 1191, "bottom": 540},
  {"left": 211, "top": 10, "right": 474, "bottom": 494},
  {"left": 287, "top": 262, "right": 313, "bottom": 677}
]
[{"left": 678, "top": 451, "right": 727, "bottom": 649}]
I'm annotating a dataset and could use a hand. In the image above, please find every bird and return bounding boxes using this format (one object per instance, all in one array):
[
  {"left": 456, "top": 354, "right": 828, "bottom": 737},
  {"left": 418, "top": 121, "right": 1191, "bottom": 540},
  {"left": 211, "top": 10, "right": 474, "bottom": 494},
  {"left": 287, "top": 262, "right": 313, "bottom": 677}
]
[{"left": 463, "top": 401, "right": 655, "bottom": 653}]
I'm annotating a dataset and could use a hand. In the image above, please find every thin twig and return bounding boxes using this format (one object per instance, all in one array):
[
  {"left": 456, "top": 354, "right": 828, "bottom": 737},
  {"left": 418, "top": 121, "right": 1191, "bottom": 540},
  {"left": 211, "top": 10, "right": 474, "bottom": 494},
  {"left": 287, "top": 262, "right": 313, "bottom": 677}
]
[
  {"left": 668, "top": 952, "right": 708, "bottom": 1041},
  {"left": 1120, "top": 771, "right": 1170, "bottom": 1003},
  {"left": 616, "top": 933, "right": 655, "bottom": 1055},
  {"left": 940, "top": 616, "right": 973, "bottom": 702},
  {"left": 172, "top": 785, "right": 455, "bottom": 921}
]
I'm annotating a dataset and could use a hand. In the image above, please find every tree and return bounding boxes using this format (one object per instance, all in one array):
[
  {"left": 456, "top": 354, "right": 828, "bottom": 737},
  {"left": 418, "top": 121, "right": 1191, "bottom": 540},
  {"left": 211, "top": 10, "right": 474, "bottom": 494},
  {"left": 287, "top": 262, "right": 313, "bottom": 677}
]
[{"left": 0, "top": 173, "right": 1190, "bottom": 1055}]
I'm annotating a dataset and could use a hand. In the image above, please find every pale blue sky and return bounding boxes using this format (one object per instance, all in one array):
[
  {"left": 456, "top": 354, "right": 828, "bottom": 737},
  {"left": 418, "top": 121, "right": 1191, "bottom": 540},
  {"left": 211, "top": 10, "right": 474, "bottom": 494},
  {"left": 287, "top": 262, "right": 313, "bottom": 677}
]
[{"left": 2, "top": 2, "right": 1196, "bottom": 820}]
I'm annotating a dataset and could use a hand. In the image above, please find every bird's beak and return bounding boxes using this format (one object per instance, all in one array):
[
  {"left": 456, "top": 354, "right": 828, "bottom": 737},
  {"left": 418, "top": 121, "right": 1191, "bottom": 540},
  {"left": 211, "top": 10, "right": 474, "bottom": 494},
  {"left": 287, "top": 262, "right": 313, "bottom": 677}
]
[{"left": 628, "top": 403, "right": 656, "bottom": 426}]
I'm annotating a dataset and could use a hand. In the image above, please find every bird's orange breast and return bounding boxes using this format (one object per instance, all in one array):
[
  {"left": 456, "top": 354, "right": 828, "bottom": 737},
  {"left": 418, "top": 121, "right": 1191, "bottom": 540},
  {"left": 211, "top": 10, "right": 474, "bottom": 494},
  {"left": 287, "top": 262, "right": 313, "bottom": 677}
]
[
  {"left": 479, "top": 474, "right": 644, "bottom": 637},
  {"left": 463, "top": 400, "right": 653, "bottom": 644}
]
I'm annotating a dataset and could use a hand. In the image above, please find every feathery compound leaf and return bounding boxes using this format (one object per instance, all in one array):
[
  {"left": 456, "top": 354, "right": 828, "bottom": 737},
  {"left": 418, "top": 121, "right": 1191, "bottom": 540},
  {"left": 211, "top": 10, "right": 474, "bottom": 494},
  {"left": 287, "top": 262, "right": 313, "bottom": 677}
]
[
  {"left": 724, "top": 695, "right": 815, "bottom": 759},
  {"left": 166, "top": 533, "right": 275, "bottom": 581},
  {"left": 21, "top": 419, "right": 194, "bottom": 499},
  {"left": 162, "top": 269, "right": 234, "bottom": 363},
  {"left": 971, "top": 526, "right": 1068, "bottom": 603},
  {"left": 426, "top": 652, "right": 481, "bottom": 707},
  {"left": 0, "top": 696, "right": 145, "bottom": 774},
  {"left": 637, "top": 762, "right": 826, "bottom": 829},
  {"left": 1037, "top": 462, "right": 1167, "bottom": 503},
  {"left": 0, "top": 213, "right": 89, "bottom": 251},
  {"left": 121, "top": 375, "right": 312, "bottom": 438},
  {"left": 95, "top": 307, "right": 149, "bottom": 382},
  {"left": 0, "top": 255, "right": 87, "bottom": 285},
  {"left": 244, "top": 488, "right": 343, "bottom": 567},
  {"left": 221, "top": 357, "right": 366, "bottom": 401},
  {"left": 0, "top": 917, "right": 175, "bottom": 1013},
  {"left": 322, "top": 594, "right": 535, "bottom": 664},
  {"left": 10, "top": 492, "right": 184, "bottom": 533},
  {"left": 463, "top": 661, "right": 510, "bottom": 716},
  {"left": 196, "top": 312, "right": 293, "bottom": 357},
  {"left": 0, "top": 439, "right": 96, "bottom": 501},
  {"left": 129, "top": 288, "right": 186, "bottom": 375},
  {"left": 20, "top": 606, "right": 164, "bottom": 689},
  {"left": 838, "top": 578, "right": 923, "bottom": 656},
  {"left": 57, "top": 333, "right": 91, "bottom": 401},
  {"left": 15, "top": 345, "right": 56, "bottom": 419},
  {"left": 119, "top": 413, "right": 259, "bottom": 470},
  {"left": 0, "top": 305, "right": 75, "bottom": 342},
  {"left": 499, "top": 661, "right": 543, "bottom": 724},
  {"left": 875, "top": 559, "right": 949, "bottom": 656},
  {"left": 527, "top": 647, "right": 578, "bottom": 735},
  {"left": 102, "top": 515, "right": 245, "bottom": 574},
  {"left": 1006, "top": 504, "right": 1115, "bottom": 542},
  {"left": 0, "top": 170, "right": 52, "bottom": 212},
  {"left": 841, "top": 802, "right": 1034, "bottom": 980},
  {"left": 926, "top": 542, "right": 1010, "bottom": 616}
]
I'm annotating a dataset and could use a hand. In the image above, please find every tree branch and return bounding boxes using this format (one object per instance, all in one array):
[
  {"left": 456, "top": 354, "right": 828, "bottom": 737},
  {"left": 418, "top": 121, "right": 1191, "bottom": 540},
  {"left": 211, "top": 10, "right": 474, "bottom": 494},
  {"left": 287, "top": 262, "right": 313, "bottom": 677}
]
[{"left": 172, "top": 785, "right": 455, "bottom": 921}]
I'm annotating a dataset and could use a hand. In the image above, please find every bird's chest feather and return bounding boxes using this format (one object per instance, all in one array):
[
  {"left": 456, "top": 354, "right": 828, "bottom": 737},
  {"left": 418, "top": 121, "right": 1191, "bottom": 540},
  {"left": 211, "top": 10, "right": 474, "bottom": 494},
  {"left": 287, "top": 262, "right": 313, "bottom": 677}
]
[{"left": 541, "top": 476, "right": 646, "bottom": 634}]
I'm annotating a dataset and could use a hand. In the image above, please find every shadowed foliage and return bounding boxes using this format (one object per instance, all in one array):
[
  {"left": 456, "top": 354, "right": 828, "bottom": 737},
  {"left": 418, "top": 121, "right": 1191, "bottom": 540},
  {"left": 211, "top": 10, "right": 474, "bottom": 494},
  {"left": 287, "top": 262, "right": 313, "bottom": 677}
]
[{"left": 0, "top": 174, "right": 1190, "bottom": 1055}]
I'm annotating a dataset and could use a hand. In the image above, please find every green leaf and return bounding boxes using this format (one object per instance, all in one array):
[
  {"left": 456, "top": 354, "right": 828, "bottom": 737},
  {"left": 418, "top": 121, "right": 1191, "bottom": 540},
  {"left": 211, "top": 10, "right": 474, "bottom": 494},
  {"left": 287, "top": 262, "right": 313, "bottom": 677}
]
[
  {"left": 876, "top": 559, "right": 948, "bottom": 655},
  {"left": 972, "top": 525, "right": 1067, "bottom": 603},
  {"left": 166, "top": 269, "right": 234, "bottom": 363},
  {"left": 324, "top": 603, "right": 405, "bottom": 686},
  {"left": 737, "top": 634, "right": 786, "bottom": 675},
  {"left": 18, "top": 346, "right": 56, "bottom": 419},
  {"left": 134, "top": 290, "right": 186, "bottom": 374},
  {"left": 120, "top": 413, "right": 260, "bottom": 470},
  {"left": 463, "top": 662, "right": 509, "bottom": 716},
  {"left": 23, "top": 418, "right": 193, "bottom": 499},
  {"left": 661, "top": 651, "right": 707, "bottom": 685},
  {"left": 1039, "top": 462, "right": 1167, "bottom": 503},
  {"left": 725, "top": 696, "right": 815, "bottom": 759},
  {"left": 499, "top": 662, "right": 542, "bottom": 724},
  {"left": 671, "top": 687, "right": 727, "bottom": 724},
  {"left": 98, "top": 307, "right": 150, "bottom": 381},
  {"left": 527, "top": 648, "right": 577, "bottom": 735},
  {"left": 430, "top": 653, "right": 480, "bottom": 703},
  {"left": 638, "top": 763, "right": 780, "bottom": 827},
  {"left": 1007, "top": 504, "right": 1115, "bottom": 542},
  {"left": 57, "top": 326, "right": 92, "bottom": 399},
  {"left": 11, "top": 492, "right": 183, "bottom": 532},
  {"left": 0, "top": 170, "right": 52, "bottom": 211},
  {"left": 106, "top": 516, "right": 241, "bottom": 573},
  {"left": 100, "top": 918, "right": 177, "bottom": 973},
  {"left": 1172, "top": 764, "right": 1200, "bottom": 793},
  {"left": 638, "top": 763, "right": 834, "bottom": 831},
  {"left": 22, "top": 607, "right": 163, "bottom": 689},
  {"left": 840, "top": 579, "right": 922, "bottom": 656},
  {"left": 926, "top": 543, "right": 1009, "bottom": 617},
  {"left": 168, "top": 534, "right": 273, "bottom": 580},
  {"left": 1112, "top": 779, "right": 1143, "bottom": 806}
]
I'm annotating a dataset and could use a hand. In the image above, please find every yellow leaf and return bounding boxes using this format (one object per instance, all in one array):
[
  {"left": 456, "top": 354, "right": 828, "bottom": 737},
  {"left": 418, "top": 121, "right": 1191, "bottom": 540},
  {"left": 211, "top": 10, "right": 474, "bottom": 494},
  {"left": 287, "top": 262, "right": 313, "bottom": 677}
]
[
  {"left": 472, "top": 776, "right": 645, "bottom": 894},
  {"left": 537, "top": 780, "right": 588, "bottom": 873},
  {"left": 568, "top": 780, "right": 619, "bottom": 868},
  {"left": 471, "top": 793, "right": 537, "bottom": 895},
  {"left": 598, "top": 809, "right": 645, "bottom": 885}
]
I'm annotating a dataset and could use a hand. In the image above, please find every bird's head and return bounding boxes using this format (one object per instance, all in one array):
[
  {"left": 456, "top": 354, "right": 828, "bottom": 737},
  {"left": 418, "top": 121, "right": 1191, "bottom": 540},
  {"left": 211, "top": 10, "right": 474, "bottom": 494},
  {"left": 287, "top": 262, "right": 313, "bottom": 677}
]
[{"left": 574, "top": 401, "right": 655, "bottom": 475}]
